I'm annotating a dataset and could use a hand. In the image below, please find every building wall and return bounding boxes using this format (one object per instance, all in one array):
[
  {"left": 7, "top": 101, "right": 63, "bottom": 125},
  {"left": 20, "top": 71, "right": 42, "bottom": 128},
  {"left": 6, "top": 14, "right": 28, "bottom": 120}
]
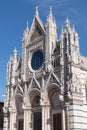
[
  {"left": 3, "top": 7, "right": 87, "bottom": 130},
  {"left": 0, "top": 102, "right": 4, "bottom": 130}
]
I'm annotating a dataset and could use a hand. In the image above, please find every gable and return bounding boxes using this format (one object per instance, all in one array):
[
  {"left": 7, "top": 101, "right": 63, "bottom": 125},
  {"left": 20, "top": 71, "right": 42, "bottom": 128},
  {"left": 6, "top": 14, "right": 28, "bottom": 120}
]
[
  {"left": 30, "top": 22, "right": 43, "bottom": 41},
  {"left": 29, "top": 15, "right": 45, "bottom": 42}
]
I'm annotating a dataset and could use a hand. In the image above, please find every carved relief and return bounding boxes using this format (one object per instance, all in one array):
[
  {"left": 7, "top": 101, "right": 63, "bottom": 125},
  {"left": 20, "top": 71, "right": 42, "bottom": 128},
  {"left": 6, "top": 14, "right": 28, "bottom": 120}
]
[
  {"left": 80, "top": 56, "right": 87, "bottom": 70},
  {"left": 72, "top": 46, "right": 79, "bottom": 64},
  {"left": 30, "top": 24, "right": 42, "bottom": 41},
  {"left": 71, "top": 73, "right": 82, "bottom": 93},
  {"left": 51, "top": 92, "right": 62, "bottom": 109}
]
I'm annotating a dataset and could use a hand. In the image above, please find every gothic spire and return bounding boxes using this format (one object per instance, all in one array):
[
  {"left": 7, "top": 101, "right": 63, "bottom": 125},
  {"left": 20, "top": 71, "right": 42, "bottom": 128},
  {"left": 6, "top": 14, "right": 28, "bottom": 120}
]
[
  {"left": 13, "top": 48, "right": 18, "bottom": 60},
  {"left": 61, "top": 27, "right": 64, "bottom": 34},
  {"left": 65, "top": 17, "right": 70, "bottom": 27},
  {"left": 22, "top": 21, "right": 29, "bottom": 41},
  {"left": 72, "top": 25, "right": 75, "bottom": 33},
  {"left": 49, "top": 6, "right": 53, "bottom": 21},
  {"left": 50, "top": 6, "right": 52, "bottom": 16},
  {"left": 13, "top": 48, "right": 17, "bottom": 53},
  {"left": 65, "top": 17, "right": 69, "bottom": 24},
  {"left": 64, "top": 17, "right": 70, "bottom": 32},
  {"left": 46, "top": 6, "right": 54, "bottom": 25}
]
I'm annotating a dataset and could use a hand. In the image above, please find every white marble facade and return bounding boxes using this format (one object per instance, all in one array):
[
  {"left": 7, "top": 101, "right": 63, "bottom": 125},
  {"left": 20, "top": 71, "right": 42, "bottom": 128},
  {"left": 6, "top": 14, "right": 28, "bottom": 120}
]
[{"left": 3, "top": 6, "right": 87, "bottom": 130}]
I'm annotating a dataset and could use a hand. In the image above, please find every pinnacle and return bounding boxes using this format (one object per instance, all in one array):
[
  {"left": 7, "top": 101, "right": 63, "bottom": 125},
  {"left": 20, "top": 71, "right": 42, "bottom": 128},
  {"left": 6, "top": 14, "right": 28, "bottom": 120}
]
[
  {"left": 61, "top": 27, "right": 64, "bottom": 34},
  {"left": 49, "top": 6, "right": 53, "bottom": 19},
  {"left": 26, "top": 21, "right": 29, "bottom": 31},
  {"left": 35, "top": 5, "right": 39, "bottom": 16},
  {"left": 65, "top": 17, "right": 70, "bottom": 26},
  {"left": 66, "top": 17, "right": 69, "bottom": 23},
  {"left": 50, "top": 6, "right": 52, "bottom": 15},
  {"left": 64, "top": 17, "right": 70, "bottom": 32},
  {"left": 72, "top": 25, "right": 75, "bottom": 32},
  {"left": 13, "top": 48, "right": 17, "bottom": 53}
]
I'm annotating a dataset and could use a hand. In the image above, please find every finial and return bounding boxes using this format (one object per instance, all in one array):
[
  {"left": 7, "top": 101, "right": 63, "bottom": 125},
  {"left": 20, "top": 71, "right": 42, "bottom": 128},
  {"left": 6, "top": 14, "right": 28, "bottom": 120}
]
[
  {"left": 13, "top": 48, "right": 17, "bottom": 53},
  {"left": 65, "top": 17, "right": 70, "bottom": 31},
  {"left": 66, "top": 17, "right": 69, "bottom": 23},
  {"left": 35, "top": 5, "right": 39, "bottom": 16},
  {"left": 50, "top": 6, "right": 52, "bottom": 15},
  {"left": 48, "top": 6, "right": 53, "bottom": 21},
  {"left": 13, "top": 48, "right": 18, "bottom": 59},
  {"left": 72, "top": 25, "right": 75, "bottom": 32}
]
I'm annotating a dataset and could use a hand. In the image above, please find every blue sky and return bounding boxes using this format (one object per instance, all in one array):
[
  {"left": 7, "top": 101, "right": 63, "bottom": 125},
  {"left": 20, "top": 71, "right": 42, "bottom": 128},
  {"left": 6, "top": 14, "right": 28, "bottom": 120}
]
[{"left": 0, "top": 0, "right": 87, "bottom": 101}]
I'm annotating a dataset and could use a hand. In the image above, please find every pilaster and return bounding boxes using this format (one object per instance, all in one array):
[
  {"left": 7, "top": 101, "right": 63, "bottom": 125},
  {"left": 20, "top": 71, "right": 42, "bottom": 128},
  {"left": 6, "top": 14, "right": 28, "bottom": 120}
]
[
  {"left": 62, "top": 109, "right": 66, "bottom": 130},
  {"left": 3, "top": 110, "right": 9, "bottom": 130},
  {"left": 24, "top": 107, "right": 32, "bottom": 130},
  {"left": 42, "top": 104, "right": 51, "bottom": 130},
  {"left": 9, "top": 109, "right": 17, "bottom": 130}
]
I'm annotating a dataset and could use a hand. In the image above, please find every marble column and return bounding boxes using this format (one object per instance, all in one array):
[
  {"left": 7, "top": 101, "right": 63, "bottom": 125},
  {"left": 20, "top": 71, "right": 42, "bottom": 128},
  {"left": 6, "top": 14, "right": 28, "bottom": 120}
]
[
  {"left": 10, "top": 110, "right": 17, "bottom": 130},
  {"left": 65, "top": 103, "right": 70, "bottom": 130},
  {"left": 3, "top": 111, "right": 9, "bottom": 130},
  {"left": 62, "top": 109, "right": 66, "bottom": 130},
  {"left": 24, "top": 107, "right": 32, "bottom": 130},
  {"left": 42, "top": 105, "right": 51, "bottom": 130}
]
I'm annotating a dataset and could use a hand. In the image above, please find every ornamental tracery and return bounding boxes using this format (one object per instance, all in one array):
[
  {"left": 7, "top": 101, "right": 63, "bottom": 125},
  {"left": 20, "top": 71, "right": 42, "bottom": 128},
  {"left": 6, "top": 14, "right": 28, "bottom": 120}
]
[{"left": 71, "top": 73, "right": 82, "bottom": 93}]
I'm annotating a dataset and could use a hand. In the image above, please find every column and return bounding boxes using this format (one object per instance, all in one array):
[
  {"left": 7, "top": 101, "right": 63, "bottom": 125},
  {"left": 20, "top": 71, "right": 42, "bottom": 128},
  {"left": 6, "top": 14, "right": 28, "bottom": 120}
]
[
  {"left": 42, "top": 105, "right": 51, "bottom": 130},
  {"left": 10, "top": 110, "right": 17, "bottom": 130},
  {"left": 65, "top": 103, "right": 70, "bottom": 130},
  {"left": 24, "top": 107, "right": 32, "bottom": 130},
  {"left": 3, "top": 111, "right": 9, "bottom": 130},
  {"left": 62, "top": 109, "right": 66, "bottom": 130}
]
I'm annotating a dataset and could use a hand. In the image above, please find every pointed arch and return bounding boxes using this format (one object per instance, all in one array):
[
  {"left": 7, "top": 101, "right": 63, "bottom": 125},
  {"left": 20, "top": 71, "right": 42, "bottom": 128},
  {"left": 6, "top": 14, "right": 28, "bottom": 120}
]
[
  {"left": 45, "top": 71, "right": 61, "bottom": 90},
  {"left": 27, "top": 76, "right": 41, "bottom": 95},
  {"left": 13, "top": 84, "right": 23, "bottom": 99},
  {"left": 28, "top": 14, "right": 45, "bottom": 43}
]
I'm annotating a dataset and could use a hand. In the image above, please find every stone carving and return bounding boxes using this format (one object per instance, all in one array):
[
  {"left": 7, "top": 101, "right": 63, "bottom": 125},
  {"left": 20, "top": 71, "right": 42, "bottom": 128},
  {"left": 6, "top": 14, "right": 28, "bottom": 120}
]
[
  {"left": 71, "top": 73, "right": 82, "bottom": 93},
  {"left": 51, "top": 92, "right": 62, "bottom": 109},
  {"left": 80, "top": 56, "right": 87, "bottom": 70}
]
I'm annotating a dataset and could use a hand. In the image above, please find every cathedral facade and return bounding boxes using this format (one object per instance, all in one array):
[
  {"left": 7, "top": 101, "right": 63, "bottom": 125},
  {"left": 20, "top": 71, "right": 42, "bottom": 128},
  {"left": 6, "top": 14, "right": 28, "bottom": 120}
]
[{"left": 3, "top": 7, "right": 87, "bottom": 130}]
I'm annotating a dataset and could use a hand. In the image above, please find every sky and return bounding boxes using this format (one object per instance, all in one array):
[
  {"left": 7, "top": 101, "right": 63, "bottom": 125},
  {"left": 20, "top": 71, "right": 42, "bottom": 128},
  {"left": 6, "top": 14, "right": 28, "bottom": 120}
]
[{"left": 0, "top": 0, "right": 87, "bottom": 101}]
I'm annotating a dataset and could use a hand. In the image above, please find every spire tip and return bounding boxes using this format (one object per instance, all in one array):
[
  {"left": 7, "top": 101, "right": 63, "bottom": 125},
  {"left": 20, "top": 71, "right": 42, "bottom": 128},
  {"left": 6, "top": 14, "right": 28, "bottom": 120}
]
[{"left": 35, "top": 5, "right": 39, "bottom": 15}]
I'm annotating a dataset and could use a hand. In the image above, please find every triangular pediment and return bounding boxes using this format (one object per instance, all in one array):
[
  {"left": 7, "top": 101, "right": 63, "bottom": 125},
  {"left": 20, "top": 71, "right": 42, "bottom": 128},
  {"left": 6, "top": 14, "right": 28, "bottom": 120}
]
[
  {"left": 29, "top": 15, "right": 45, "bottom": 42},
  {"left": 46, "top": 72, "right": 61, "bottom": 88},
  {"left": 27, "top": 77, "right": 41, "bottom": 94},
  {"left": 14, "top": 84, "right": 23, "bottom": 97}
]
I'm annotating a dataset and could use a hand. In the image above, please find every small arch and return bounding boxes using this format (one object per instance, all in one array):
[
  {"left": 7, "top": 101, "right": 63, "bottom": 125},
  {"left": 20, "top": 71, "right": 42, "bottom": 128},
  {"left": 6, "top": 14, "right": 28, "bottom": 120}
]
[
  {"left": 43, "top": 83, "right": 61, "bottom": 106},
  {"left": 47, "top": 84, "right": 60, "bottom": 101},
  {"left": 14, "top": 92, "right": 23, "bottom": 100},
  {"left": 46, "top": 83, "right": 61, "bottom": 93},
  {"left": 32, "top": 95, "right": 40, "bottom": 108},
  {"left": 28, "top": 88, "right": 41, "bottom": 106},
  {"left": 11, "top": 94, "right": 24, "bottom": 117}
]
